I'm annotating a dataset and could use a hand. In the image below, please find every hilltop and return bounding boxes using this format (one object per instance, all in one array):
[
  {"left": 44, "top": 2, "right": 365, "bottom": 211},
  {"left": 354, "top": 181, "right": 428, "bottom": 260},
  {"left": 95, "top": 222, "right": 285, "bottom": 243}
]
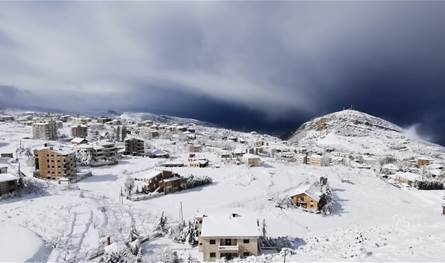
[{"left": 289, "top": 109, "right": 445, "bottom": 160}]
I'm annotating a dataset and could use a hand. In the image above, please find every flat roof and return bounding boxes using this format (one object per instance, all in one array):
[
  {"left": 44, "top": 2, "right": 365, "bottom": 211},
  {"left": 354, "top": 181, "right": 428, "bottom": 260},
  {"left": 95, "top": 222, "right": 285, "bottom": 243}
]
[{"left": 0, "top": 173, "right": 19, "bottom": 183}]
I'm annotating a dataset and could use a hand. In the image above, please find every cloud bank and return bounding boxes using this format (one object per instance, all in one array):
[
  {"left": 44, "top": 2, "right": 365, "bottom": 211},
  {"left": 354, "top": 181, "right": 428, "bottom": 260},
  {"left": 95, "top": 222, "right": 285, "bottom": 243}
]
[{"left": 1, "top": 2, "right": 445, "bottom": 142}]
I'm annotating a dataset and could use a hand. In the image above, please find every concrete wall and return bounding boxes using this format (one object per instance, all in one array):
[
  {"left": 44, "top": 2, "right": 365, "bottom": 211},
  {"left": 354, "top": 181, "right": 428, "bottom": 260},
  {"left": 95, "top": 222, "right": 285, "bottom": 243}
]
[{"left": 199, "top": 237, "right": 259, "bottom": 262}]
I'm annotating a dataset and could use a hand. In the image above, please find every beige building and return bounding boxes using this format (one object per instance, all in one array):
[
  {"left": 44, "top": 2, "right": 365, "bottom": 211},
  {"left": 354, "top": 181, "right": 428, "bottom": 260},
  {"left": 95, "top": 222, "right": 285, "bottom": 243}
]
[
  {"left": 416, "top": 157, "right": 431, "bottom": 167},
  {"left": 390, "top": 172, "right": 421, "bottom": 187},
  {"left": 308, "top": 154, "right": 330, "bottom": 166},
  {"left": 71, "top": 125, "right": 88, "bottom": 138},
  {"left": 290, "top": 191, "right": 320, "bottom": 211},
  {"left": 135, "top": 170, "right": 186, "bottom": 194},
  {"left": 32, "top": 120, "right": 57, "bottom": 140},
  {"left": 189, "top": 158, "right": 210, "bottom": 168},
  {"left": 34, "top": 148, "right": 77, "bottom": 180},
  {"left": 188, "top": 144, "right": 203, "bottom": 153},
  {"left": 295, "top": 153, "right": 308, "bottom": 164},
  {"left": 243, "top": 154, "right": 261, "bottom": 167},
  {"left": 197, "top": 213, "right": 261, "bottom": 262}
]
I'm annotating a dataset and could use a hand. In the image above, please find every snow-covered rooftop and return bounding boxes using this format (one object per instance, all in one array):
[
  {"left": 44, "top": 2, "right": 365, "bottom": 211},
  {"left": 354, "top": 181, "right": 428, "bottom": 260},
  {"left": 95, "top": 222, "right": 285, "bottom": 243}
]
[
  {"left": 200, "top": 214, "right": 261, "bottom": 238},
  {"left": 132, "top": 170, "right": 161, "bottom": 180},
  {"left": 0, "top": 173, "right": 18, "bottom": 183},
  {"left": 243, "top": 153, "right": 260, "bottom": 159},
  {"left": 394, "top": 172, "right": 421, "bottom": 181}
]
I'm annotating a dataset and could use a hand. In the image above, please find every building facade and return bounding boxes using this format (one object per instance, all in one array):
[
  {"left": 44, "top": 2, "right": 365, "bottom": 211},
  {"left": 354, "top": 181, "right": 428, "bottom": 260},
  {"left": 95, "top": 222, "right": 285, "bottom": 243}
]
[
  {"left": 71, "top": 125, "right": 88, "bottom": 138},
  {"left": 197, "top": 214, "right": 260, "bottom": 262},
  {"left": 124, "top": 138, "right": 145, "bottom": 156},
  {"left": 114, "top": 126, "right": 128, "bottom": 142},
  {"left": 34, "top": 148, "right": 77, "bottom": 180},
  {"left": 0, "top": 174, "right": 18, "bottom": 196},
  {"left": 32, "top": 120, "right": 58, "bottom": 140},
  {"left": 0, "top": 167, "right": 18, "bottom": 196},
  {"left": 243, "top": 154, "right": 261, "bottom": 167},
  {"left": 137, "top": 170, "right": 186, "bottom": 194}
]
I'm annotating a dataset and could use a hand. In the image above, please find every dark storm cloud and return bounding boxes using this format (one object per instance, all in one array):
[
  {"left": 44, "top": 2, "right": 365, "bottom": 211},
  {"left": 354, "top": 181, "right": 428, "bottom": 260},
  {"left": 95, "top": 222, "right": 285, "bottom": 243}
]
[{"left": 0, "top": 2, "right": 445, "bottom": 143}]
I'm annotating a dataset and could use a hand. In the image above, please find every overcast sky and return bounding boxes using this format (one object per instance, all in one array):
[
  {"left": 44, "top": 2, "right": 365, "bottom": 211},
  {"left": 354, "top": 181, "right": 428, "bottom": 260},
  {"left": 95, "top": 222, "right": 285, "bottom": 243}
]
[{"left": 1, "top": 2, "right": 445, "bottom": 143}]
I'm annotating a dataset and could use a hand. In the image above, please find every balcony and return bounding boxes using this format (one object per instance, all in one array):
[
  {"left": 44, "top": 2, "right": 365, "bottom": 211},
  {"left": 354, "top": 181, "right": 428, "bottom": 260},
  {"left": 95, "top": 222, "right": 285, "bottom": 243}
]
[{"left": 218, "top": 244, "right": 239, "bottom": 252}]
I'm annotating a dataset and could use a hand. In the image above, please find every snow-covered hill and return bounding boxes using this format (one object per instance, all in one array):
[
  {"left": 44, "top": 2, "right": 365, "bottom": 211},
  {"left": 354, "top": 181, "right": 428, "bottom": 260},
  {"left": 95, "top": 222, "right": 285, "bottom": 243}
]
[
  {"left": 289, "top": 109, "right": 445, "bottom": 159},
  {"left": 120, "top": 112, "right": 215, "bottom": 127}
]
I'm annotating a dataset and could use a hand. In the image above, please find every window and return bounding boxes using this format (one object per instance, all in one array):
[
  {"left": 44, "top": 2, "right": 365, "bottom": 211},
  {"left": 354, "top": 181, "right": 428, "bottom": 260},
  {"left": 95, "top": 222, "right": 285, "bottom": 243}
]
[
  {"left": 243, "top": 252, "right": 250, "bottom": 257},
  {"left": 224, "top": 239, "right": 232, "bottom": 245},
  {"left": 209, "top": 240, "right": 216, "bottom": 245},
  {"left": 243, "top": 239, "right": 250, "bottom": 244},
  {"left": 210, "top": 253, "right": 216, "bottom": 258}
]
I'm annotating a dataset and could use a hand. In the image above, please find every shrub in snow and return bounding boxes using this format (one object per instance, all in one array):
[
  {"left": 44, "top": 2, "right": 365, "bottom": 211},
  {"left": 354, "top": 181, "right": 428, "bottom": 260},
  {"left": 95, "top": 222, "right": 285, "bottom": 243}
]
[
  {"left": 260, "top": 236, "right": 302, "bottom": 252},
  {"left": 128, "top": 239, "right": 141, "bottom": 256},
  {"left": 149, "top": 248, "right": 180, "bottom": 263},
  {"left": 102, "top": 242, "right": 133, "bottom": 263},
  {"left": 128, "top": 225, "right": 140, "bottom": 242},
  {"left": 124, "top": 176, "right": 135, "bottom": 196},
  {"left": 275, "top": 197, "right": 293, "bottom": 209},
  {"left": 184, "top": 174, "right": 212, "bottom": 189},
  {"left": 416, "top": 181, "right": 444, "bottom": 190},
  {"left": 172, "top": 220, "right": 199, "bottom": 246},
  {"left": 153, "top": 212, "right": 168, "bottom": 234},
  {"left": 379, "top": 156, "right": 397, "bottom": 166},
  {"left": 319, "top": 184, "right": 334, "bottom": 215}
]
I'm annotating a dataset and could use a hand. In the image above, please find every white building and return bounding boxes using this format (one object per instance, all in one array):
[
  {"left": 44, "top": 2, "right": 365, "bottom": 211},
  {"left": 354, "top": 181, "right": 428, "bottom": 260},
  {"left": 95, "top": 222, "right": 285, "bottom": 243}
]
[
  {"left": 76, "top": 143, "right": 119, "bottom": 166},
  {"left": 198, "top": 213, "right": 261, "bottom": 262}
]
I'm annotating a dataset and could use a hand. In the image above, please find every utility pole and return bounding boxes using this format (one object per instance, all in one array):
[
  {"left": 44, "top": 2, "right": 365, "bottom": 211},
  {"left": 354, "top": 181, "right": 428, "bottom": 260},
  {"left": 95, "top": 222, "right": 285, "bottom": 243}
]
[
  {"left": 120, "top": 186, "right": 124, "bottom": 204},
  {"left": 179, "top": 202, "right": 184, "bottom": 223}
]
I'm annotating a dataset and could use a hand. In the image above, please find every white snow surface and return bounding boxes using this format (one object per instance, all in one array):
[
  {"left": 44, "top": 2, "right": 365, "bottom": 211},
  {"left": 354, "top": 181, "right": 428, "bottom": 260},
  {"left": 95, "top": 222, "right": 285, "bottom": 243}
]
[
  {"left": 1, "top": 110, "right": 445, "bottom": 262},
  {"left": 0, "top": 223, "right": 48, "bottom": 262}
]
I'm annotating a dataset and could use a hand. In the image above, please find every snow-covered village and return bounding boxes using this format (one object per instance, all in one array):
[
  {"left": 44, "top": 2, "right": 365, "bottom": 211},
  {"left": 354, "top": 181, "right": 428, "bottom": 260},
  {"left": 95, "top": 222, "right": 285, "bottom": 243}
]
[
  {"left": 1, "top": 109, "right": 445, "bottom": 262},
  {"left": 2, "top": 1, "right": 445, "bottom": 262}
]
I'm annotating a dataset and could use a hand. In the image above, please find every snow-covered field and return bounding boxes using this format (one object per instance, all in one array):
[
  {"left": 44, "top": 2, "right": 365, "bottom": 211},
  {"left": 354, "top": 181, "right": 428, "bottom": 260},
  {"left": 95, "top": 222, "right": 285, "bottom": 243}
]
[{"left": 1, "top": 114, "right": 445, "bottom": 262}]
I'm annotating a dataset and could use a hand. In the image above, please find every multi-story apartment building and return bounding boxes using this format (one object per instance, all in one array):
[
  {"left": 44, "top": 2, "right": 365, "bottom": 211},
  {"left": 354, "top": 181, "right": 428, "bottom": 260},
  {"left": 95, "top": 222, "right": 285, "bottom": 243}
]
[
  {"left": 34, "top": 148, "right": 76, "bottom": 180},
  {"left": 32, "top": 120, "right": 58, "bottom": 140},
  {"left": 197, "top": 213, "right": 261, "bottom": 261},
  {"left": 124, "top": 138, "right": 145, "bottom": 156},
  {"left": 71, "top": 124, "right": 88, "bottom": 138},
  {"left": 76, "top": 143, "right": 119, "bottom": 166},
  {"left": 114, "top": 125, "right": 128, "bottom": 142},
  {"left": 92, "top": 143, "right": 119, "bottom": 165}
]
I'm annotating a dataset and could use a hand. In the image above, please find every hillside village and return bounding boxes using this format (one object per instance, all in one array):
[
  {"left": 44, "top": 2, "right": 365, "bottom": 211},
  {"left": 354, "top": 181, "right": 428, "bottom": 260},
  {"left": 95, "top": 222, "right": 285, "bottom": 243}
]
[{"left": 1, "top": 109, "right": 445, "bottom": 262}]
